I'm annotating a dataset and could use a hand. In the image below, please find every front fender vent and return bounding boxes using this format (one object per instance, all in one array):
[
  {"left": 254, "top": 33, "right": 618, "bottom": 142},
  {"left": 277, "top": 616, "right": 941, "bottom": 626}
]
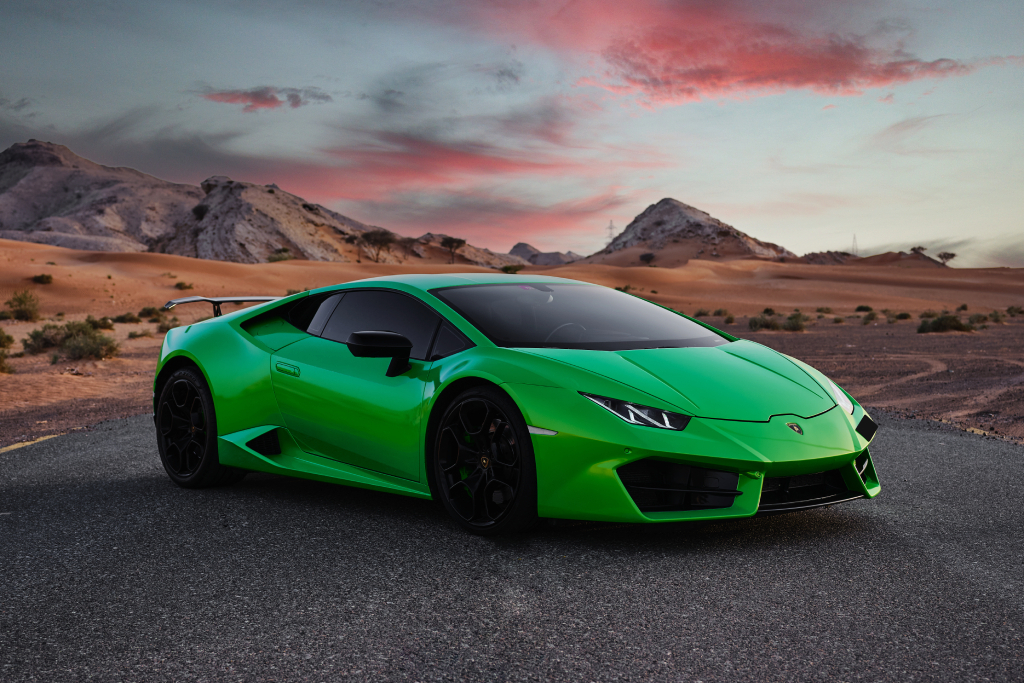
[
  {"left": 246, "top": 429, "right": 281, "bottom": 456},
  {"left": 856, "top": 415, "right": 878, "bottom": 442},
  {"left": 617, "top": 459, "right": 740, "bottom": 513}
]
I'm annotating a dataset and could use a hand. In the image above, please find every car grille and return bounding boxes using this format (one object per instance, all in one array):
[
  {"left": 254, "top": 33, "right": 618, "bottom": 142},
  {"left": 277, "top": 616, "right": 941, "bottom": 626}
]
[
  {"left": 246, "top": 429, "right": 281, "bottom": 456},
  {"left": 758, "top": 467, "right": 860, "bottom": 513},
  {"left": 617, "top": 458, "right": 740, "bottom": 513}
]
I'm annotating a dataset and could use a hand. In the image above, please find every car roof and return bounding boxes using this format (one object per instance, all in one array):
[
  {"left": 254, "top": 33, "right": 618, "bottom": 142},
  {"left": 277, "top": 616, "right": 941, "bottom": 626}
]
[{"left": 325, "top": 272, "right": 590, "bottom": 293}]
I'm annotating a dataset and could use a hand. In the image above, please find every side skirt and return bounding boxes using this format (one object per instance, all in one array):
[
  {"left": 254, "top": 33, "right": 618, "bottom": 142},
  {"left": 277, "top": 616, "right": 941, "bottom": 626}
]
[{"left": 217, "top": 425, "right": 432, "bottom": 499}]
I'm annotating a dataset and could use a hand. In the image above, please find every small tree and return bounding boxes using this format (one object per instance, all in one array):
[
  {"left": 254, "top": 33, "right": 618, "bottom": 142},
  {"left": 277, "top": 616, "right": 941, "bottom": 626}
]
[
  {"left": 361, "top": 229, "right": 396, "bottom": 263},
  {"left": 639, "top": 253, "right": 655, "bottom": 265},
  {"left": 396, "top": 236, "right": 419, "bottom": 260},
  {"left": 5, "top": 289, "right": 40, "bottom": 321},
  {"left": 441, "top": 236, "right": 466, "bottom": 264},
  {"left": 910, "top": 246, "right": 927, "bottom": 254},
  {"left": 937, "top": 251, "right": 956, "bottom": 265}
]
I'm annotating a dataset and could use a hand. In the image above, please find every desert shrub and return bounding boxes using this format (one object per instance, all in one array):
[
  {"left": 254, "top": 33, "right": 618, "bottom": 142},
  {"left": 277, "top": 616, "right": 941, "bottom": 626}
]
[
  {"left": 896, "top": 312, "right": 912, "bottom": 320},
  {"left": 138, "top": 306, "right": 162, "bottom": 318},
  {"left": 0, "top": 310, "right": 10, "bottom": 320},
  {"left": 968, "top": 313, "right": 989, "bottom": 326},
  {"left": 0, "top": 351, "right": 13, "bottom": 374},
  {"left": 713, "top": 308, "right": 729, "bottom": 317},
  {"left": 614, "top": 285, "right": 632, "bottom": 293},
  {"left": 86, "top": 315, "right": 115, "bottom": 330},
  {"left": 174, "top": 281, "right": 194, "bottom": 290},
  {"left": 113, "top": 312, "right": 142, "bottom": 323},
  {"left": 920, "top": 310, "right": 939, "bottom": 319},
  {"left": 128, "top": 329, "right": 154, "bottom": 339},
  {"left": 157, "top": 316, "right": 180, "bottom": 333},
  {"left": 749, "top": 315, "right": 782, "bottom": 331},
  {"left": 989, "top": 311, "right": 1005, "bottom": 323},
  {"left": 694, "top": 308, "right": 710, "bottom": 317},
  {"left": 855, "top": 305, "right": 873, "bottom": 312},
  {"left": 191, "top": 204, "right": 209, "bottom": 220},
  {"left": 501, "top": 264, "right": 524, "bottom": 274},
  {"left": 816, "top": 307, "right": 832, "bottom": 314},
  {"left": 5, "top": 289, "right": 40, "bottom": 321},
  {"left": 268, "top": 248, "right": 295, "bottom": 263},
  {"left": 50, "top": 353, "right": 60, "bottom": 365},
  {"left": 31, "top": 274, "right": 53, "bottom": 284},
  {"left": 762, "top": 307, "right": 775, "bottom": 316},
  {"left": 1007, "top": 305, "right": 1023, "bottom": 317},
  {"left": 862, "top": 311, "right": 878, "bottom": 325},
  {"left": 639, "top": 253, "right": 655, "bottom": 264},
  {"left": 956, "top": 303, "right": 968, "bottom": 312},
  {"left": 918, "top": 315, "right": 973, "bottom": 334},
  {"left": 782, "top": 312, "right": 806, "bottom": 332},
  {"left": 63, "top": 328, "right": 119, "bottom": 360},
  {"left": 23, "top": 324, "right": 68, "bottom": 353},
  {"left": 724, "top": 315, "right": 735, "bottom": 324},
  {"left": 0, "top": 328, "right": 13, "bottom": 349},
  {"left": 834, "top": 317, "right": 844, "bottom": 324}
]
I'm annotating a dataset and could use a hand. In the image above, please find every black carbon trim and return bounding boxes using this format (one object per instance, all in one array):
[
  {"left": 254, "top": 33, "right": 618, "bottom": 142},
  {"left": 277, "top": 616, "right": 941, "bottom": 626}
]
[
  {"left": 856, "top": 415, "right": 878, "bottom": 441},
  {"left": 246, "top": 429, "right": 281, "bottom": 456}
]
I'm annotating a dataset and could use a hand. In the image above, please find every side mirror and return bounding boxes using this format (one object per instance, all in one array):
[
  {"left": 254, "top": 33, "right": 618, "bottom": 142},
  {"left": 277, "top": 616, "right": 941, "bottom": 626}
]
[{"left": 346, "top": 331, "right": 413, "bottom": 377}]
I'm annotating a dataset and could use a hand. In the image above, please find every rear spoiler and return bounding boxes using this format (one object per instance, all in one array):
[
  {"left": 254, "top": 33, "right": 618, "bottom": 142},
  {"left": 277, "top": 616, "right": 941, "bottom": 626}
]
[{"left": 163, "top": 296, "right": 281, "bottom": 317}]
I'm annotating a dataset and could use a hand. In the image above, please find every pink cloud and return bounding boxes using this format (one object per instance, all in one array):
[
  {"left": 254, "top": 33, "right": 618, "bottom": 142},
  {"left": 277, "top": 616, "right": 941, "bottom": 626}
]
[
  {"left": 203, "top": 86, "right": 332, "bottom": 112},
  {"left": 450, "top": 0, "right": 1009, "bottom": 106}
]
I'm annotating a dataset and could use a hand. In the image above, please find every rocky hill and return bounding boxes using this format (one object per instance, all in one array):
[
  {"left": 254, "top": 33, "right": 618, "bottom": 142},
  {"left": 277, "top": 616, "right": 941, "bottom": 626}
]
[
  {"left": 509, "top": 242, "right": 582, "bottom": 266},
  {"left": 586, "top": 198, "right": 795, "bottom": 267},
  {"left": 0, "top": 140, "right": 521, "bottom": 267},
  {"left": 801, "top": 249, "right": 945, "bottom": 267}
]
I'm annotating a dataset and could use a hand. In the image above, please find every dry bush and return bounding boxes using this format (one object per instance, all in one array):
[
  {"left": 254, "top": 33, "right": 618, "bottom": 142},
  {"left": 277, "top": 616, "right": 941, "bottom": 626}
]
[
  {"left": 724, "top": 315, "right": 735, "bottom": 324},
  {"left": 5, "top": 290, "right": 40, "bottom": 321},
  {"left": 501, "top": 265, "right": 524, "bottom": 274},
  {"left": 0, "top": 351, "right": 13, "bottom": 374},
  {"left": 918, "top": 315, "right": 973, "bottom": 334},
  {"left": 862, "top": 311, "right": 878, "bottom": 325},
  {"left": 816, "top": 307, "right": 832, "bottom": 314},
  {"left": 157, "top": 316, "right": 180, "bottom": 333},
  {"left": 86, "top": 315, "right": 115, "bottom": 330},
  {"left": 128, "top": 329, "right": 154, "bottom": 339},
  {"left": 834, "top": 317, "right": 844, "bottom": 324},
  {"left": 897, "top": 312, "right": 912, "bottom": 320},
  {"left": 113, "top": 312, "right": 142, "bottom": 323},
  {"left": 855, "top": 305, "right": 873, "bottom": 312},
  {"left": 31, "top": 274, "right": 53, "bottom": 284},
  {"left": 0, "top": 328, "right": 13, "bottom": 349},
  {"left": 749, "top": 315, "right": 782, "bottom": 331},
  {"left": 713, "top": 308, "right": 729, "bottom": 317},
  {"left": 694, "top": 309, "right": 710, "bottom": 317},
  {"left": 782, "top": 313, "right": 806, "bottom": 332},
  {"left": 174, "top": 281, "right": 194, "bottom": 290}
]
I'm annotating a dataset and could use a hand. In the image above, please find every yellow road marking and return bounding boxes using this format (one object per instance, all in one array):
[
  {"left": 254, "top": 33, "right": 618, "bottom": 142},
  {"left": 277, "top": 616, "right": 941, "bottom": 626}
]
[{"left": 0, "top": 433, "right": 63, "bottom": 454}]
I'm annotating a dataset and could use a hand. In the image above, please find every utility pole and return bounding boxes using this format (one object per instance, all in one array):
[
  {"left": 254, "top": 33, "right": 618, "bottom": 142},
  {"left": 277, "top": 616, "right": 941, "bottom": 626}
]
[
  {"left": 852, "top": 234, "right": 858, "bottom": 257},
  {"left": 607, "top": 221, "right": 616, "bottom": 246}
]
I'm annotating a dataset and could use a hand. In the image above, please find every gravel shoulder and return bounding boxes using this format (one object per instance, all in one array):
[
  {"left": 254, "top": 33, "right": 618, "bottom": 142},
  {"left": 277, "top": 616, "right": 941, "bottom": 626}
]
[{"left": 1, "top": 411, "right": 1022, "bottom": 682}]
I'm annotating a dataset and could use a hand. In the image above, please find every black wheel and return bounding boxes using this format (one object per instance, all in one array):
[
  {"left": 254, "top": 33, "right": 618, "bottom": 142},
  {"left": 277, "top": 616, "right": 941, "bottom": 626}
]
[
  {"left": 156, "top": 367, "right": 245, "bottom": 488},
  {"left": 431, "top": 386, "right": 537, "bottom": 535}
]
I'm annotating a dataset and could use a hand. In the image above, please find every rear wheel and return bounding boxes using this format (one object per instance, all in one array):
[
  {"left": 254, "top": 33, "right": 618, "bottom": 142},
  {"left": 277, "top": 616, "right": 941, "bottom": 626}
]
[
  {"left": 156, "top": 367, "right": 245, "bottom": 488},
  {"left": 432, "top": 386, "right": 537, "bottom": 535}
]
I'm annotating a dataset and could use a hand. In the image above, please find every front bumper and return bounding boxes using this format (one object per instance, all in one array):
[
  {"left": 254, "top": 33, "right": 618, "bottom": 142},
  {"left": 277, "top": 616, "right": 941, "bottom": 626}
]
[{"left": 505, "top": 384, "right": 880, "bottom": 523}]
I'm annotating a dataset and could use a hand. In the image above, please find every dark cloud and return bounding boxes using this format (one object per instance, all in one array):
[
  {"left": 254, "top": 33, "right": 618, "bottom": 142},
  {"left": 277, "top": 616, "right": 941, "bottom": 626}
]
[
  {"left": 0, "top": 97, "right": 33, "bottom": 113},
  {"left": 202, "top": 86, "right": 332, "bottom": 112}
]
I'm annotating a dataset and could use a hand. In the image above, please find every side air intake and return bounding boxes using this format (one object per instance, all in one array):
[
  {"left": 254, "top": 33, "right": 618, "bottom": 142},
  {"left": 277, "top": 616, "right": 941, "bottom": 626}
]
[{"left": 246, "top": 429, "right": 281, "bottom": 456}]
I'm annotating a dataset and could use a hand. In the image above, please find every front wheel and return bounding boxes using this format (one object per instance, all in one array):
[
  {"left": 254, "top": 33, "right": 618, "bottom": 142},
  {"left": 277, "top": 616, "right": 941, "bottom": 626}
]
[
  {"left": 432, "top": 386, "right": 538, "bottom": 535},
  {"left": 156, "top": 367, "right": 245, "bottom": 488}
]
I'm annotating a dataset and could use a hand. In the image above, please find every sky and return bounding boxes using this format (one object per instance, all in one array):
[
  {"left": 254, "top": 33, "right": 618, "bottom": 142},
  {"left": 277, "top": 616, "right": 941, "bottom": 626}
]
[{"left": 1, "top": 0, "right": 1021, "bottom": 266}]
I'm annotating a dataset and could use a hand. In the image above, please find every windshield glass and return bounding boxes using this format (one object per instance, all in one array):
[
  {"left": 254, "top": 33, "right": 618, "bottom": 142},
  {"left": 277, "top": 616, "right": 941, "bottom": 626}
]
[{"left": 431, "top": 283, "right": 729, "bottom": 351}]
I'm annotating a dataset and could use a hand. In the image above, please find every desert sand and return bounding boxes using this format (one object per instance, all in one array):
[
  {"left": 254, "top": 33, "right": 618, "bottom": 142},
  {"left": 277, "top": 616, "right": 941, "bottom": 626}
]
[{"left": 2, "top": 237, "right": 1023, "bottom": 448}]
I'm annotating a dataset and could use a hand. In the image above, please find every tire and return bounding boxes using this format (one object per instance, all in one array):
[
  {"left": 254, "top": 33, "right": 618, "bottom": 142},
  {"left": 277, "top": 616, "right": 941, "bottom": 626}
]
[
  {"left": 431, "top": 385, "right": 538, "bottom": 535},
  {"left": 155, "top": 367, "right": 246, "bottom": 488}
]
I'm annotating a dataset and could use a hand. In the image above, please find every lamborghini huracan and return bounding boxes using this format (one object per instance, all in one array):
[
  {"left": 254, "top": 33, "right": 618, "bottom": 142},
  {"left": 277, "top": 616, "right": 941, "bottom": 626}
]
[{"left": 155, "top": 274, "right": 880, "bottom": 534}]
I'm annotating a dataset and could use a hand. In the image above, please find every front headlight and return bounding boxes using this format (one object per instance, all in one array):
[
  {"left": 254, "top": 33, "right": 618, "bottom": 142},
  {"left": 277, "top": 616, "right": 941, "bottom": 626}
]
[
  {"left": 580, "top": 392, "right": 692, "bottom": 431},
  {"left": 827, "top": 379, "right": 854, "bottom": 414}
]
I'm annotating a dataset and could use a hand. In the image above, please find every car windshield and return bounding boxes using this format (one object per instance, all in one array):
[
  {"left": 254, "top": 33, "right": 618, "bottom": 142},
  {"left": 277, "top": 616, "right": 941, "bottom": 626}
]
[{"left": 431, "top": 283, "right": 730, "bottom": 351}]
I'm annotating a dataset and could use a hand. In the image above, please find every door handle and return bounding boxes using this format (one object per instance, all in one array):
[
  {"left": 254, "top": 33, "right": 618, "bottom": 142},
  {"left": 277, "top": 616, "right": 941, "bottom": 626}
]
[{"left": 275, "top": 362, "right": 300, "bottom": 377}]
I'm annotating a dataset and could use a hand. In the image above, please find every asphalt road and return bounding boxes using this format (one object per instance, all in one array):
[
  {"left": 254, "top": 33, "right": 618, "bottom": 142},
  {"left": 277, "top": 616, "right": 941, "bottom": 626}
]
[{"left": 1, "top": 412, "right": 1022, "bottom": 682}]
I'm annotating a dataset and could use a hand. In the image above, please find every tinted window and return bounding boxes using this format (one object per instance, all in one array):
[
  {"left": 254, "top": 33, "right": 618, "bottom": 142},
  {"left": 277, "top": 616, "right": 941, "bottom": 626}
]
[
  {"left": 288, "top": 292, "right": 342, "bottom": 334},
  {"left": 432, "top": 283, "right": 728, "bottom": 351},
  {"left": 321, "top": 290, "right": 440, "bottom": 360},
  {"left": 430, "top": 324, "right": 471, "bottom": 361}
]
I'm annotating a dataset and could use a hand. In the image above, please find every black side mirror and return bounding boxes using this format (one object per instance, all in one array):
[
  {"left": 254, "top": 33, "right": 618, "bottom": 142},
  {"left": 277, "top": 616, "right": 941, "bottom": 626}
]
[{"left": 346, "top": 331, "right": 413, "bottom": 377}]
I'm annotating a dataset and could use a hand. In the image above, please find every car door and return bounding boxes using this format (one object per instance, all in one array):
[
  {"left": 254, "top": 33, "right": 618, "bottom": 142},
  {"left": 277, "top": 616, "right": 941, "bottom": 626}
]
[{"left": 270, "top": 289, "right": 441, "bottom": 482}]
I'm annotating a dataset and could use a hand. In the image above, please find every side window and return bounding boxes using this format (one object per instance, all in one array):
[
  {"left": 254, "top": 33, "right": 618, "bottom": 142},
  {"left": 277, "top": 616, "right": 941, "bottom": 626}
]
[
  {"left": 429, "top": 324, "right": 473, "bottom": 361},
  {"left": 321, "top": 290, "right": 441, "bottom": 360},
  {"left": 288, "top": 292, "right": 343, "bottom": 335}
]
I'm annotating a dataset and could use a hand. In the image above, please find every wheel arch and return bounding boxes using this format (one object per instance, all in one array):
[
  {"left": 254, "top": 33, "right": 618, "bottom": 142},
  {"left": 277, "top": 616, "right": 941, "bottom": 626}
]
[
  {"left": 423, "top": 376, "right": 515, "bottom": 500},
  {"left": 153, "top": 352, "right": 211, "bottom": 415}
]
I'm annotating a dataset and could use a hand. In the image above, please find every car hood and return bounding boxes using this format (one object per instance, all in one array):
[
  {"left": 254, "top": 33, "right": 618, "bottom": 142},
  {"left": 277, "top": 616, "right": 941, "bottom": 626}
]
[{"left": 516, "top": 340, "right": 835, "bottom": 422}]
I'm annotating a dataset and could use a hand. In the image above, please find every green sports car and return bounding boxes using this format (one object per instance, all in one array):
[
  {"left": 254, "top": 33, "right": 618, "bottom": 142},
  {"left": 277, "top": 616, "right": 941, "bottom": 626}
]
[{"left": 155, "top": 273, "right": 880, "bottom": 534}]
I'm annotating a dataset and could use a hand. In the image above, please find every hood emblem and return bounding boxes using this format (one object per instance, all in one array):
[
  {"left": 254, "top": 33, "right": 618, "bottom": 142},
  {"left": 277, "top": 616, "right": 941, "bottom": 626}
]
[{"left": 786, "top": 422, "right": 803, "bottom": 435}]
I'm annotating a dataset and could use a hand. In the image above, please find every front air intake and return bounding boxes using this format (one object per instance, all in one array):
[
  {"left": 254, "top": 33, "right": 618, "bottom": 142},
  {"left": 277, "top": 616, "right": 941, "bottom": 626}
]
[
  {"left": 617, "top": 459, "right": 741, "bottom": 513},
  {"left": 246, "top": 429, "right": 281, "bottom": 456},
  {"left": 856, "top": 415, "right": 878, "bottom": 441},
  {"left": 758, "top": 468, "right": 861, "bottom": 513}
]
